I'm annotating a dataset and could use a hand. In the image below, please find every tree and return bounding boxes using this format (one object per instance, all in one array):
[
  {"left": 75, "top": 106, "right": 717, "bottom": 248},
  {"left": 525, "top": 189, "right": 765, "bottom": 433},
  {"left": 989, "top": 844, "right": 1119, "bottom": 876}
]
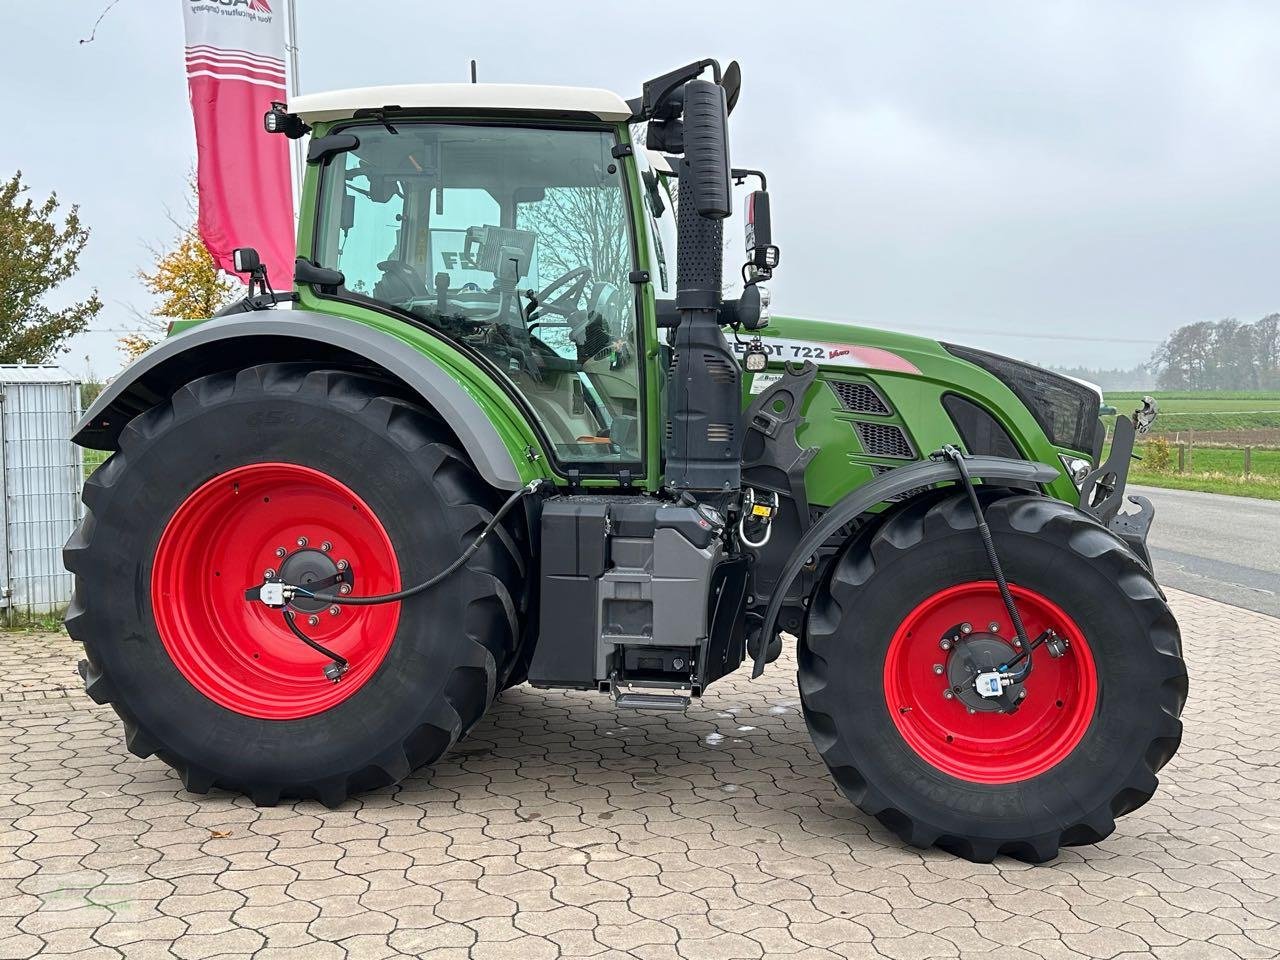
[
  {"left": 122, "top": 181, "right": 238, "bottom": 360},
  {"left": 1149, "top": 314, "right": 1280, "bottom": 390},
  {"left": 0, "top": 171, "right": 102, "bottom": 363},
  {"left": 519, "top": 187, "right": 631, "bottom": 286}
]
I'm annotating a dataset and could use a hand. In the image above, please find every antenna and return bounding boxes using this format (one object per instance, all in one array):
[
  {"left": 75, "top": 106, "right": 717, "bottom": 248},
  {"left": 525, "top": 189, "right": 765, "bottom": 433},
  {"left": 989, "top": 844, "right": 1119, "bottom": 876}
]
[{"left": 470, "top": 59, "right": 478, "bottom": 84}]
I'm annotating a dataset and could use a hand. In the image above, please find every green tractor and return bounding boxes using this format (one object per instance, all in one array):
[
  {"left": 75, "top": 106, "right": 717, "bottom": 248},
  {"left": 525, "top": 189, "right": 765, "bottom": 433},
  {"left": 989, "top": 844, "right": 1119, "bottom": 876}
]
[{"left": 67, "top": 60, "right": 1186, "bottom": 862}]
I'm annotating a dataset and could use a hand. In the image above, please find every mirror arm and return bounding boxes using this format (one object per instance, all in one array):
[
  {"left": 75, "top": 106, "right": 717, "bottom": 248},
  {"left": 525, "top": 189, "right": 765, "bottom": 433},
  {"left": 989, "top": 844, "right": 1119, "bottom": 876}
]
[{"left": 628, "top": 59, "right": 723, "bottom": 121}]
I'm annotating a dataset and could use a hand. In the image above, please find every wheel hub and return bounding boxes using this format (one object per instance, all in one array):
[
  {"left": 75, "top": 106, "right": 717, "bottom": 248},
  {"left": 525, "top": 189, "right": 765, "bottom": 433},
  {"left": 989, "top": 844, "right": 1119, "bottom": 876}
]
[
  {"left": 277, "top": 548, "right": 352, "bottom": 613},
  {"left": 944, "top": 631, "right": 1024, "bottom": 713}
]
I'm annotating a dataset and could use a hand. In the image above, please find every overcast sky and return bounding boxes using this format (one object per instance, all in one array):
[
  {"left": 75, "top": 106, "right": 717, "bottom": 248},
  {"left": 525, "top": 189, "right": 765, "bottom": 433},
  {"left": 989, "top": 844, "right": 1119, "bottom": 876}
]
[{"left": 4, "top": 1, "right": 1278, "bottom": 378}]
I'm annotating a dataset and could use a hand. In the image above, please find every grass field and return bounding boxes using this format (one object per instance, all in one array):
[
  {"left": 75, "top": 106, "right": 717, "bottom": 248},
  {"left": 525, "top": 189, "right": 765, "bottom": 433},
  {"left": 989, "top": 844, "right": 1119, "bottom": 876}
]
[
  {"left": 1099, "top": 391, "right": 1280, "bottom": 499},
  {"left": 1106, "top": 390, "right": 1280, "bottom": 434}
]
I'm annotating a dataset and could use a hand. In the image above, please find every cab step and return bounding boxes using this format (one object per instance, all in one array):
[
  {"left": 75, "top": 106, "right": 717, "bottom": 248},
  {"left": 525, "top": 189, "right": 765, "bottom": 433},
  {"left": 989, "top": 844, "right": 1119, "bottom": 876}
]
[
  {"left": 614, "top": 692, "right": 691, "bottom": 711},
  {"left": 610, "top": 679, "right": 692, "bottom": 712}
]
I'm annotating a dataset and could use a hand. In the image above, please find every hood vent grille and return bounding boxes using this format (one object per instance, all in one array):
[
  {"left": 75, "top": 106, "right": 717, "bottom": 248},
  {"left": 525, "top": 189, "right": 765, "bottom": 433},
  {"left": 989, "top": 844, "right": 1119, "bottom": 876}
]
[
  {"left": 829, "top": 380, "right": 891, "bottom": 415},
  {"left": 854, "top": 421, "right": 915, "bottom": 459}
]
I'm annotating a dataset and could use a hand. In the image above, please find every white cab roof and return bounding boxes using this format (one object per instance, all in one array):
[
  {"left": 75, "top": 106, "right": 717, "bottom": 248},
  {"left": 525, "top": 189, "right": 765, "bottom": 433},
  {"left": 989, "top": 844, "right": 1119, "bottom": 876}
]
[{"left": 291, "top": 84, "right": 633, "bottom": 124}]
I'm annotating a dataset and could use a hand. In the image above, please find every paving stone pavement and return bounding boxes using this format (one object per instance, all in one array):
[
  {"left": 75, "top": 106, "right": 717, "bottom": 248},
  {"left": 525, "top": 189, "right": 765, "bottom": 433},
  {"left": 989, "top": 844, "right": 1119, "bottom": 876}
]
[{"left": 2, "top": 587, "right": 1277, "bottom": 959}]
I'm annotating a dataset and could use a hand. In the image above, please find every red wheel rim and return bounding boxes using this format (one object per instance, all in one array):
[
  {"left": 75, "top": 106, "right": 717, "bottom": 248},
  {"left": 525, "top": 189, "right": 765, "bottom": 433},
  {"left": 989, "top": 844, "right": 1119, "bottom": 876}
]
[
  {"left": 883, "top": 582, "right": 1097, "bottom": 783},
  {"left": 152, "top": 463, "right": 401, "bottom": 719}
]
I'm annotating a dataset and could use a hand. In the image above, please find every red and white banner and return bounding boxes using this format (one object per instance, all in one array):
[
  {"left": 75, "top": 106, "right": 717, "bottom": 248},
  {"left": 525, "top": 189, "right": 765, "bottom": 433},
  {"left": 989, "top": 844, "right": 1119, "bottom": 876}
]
[{"left": 183, "top": 0, "right": 293, "bottom": 290}]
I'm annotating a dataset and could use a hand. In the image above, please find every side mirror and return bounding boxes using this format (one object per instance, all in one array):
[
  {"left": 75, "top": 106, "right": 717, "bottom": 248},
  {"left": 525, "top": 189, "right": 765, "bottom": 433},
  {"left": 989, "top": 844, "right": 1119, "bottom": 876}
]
[
  {"left": 679, "top": 79, "right": 732, "bottom": 219},
  {"left": 745, "top": 191, "right": 780, "bottom": 272},
  {"left": 232, "top": 247, "right": 261, "bottom": 275}
]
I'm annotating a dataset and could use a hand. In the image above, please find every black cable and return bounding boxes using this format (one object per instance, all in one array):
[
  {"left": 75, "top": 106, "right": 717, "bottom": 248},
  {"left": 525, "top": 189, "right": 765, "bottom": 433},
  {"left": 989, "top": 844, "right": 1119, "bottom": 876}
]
[
  {"left": 941, "top": 445, "right": 1034, "bottom": 681},
  {"left": 291, "top": 480, "right": 545, "bottom": 607},
  {"left": 282, "top": 608, "right": 347, "bottom": 667},
  {"left": 1000, "top": 629, "right": 1054, "bottom": 672}
]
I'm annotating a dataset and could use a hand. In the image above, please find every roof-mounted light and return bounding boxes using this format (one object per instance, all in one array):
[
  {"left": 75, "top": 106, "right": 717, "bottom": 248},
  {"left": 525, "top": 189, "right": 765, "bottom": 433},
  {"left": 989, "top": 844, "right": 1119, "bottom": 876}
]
[{"left": 263, "top": 102, "right": 310, "bottom": 140}]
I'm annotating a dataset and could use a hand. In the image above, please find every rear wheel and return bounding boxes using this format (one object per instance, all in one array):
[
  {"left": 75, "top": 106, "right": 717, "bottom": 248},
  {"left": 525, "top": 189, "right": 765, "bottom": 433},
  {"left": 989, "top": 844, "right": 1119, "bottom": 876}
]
[
  {"left": 65, "top": 364, "right": 529, "bottom": 805},
  {"left": 801, "top": 491, "right": 1187, "bottom": 862}
]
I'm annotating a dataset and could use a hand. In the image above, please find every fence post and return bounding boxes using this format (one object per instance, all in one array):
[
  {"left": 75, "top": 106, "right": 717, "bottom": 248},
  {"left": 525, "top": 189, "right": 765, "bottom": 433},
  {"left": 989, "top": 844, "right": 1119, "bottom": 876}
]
[
  {"left": 1178, "top": 444, "right": 1186, "bottom": 473},
  {"left": 1244, "top": 446, "right": 1252, "bottom": 477},
  {"left": 1187, "top": 430, "right": 1193, "bottom": 470}
]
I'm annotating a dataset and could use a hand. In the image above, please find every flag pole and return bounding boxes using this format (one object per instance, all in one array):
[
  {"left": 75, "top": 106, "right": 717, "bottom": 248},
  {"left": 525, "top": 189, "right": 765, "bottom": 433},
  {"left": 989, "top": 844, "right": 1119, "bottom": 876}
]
[{"left": 286, "top": 0, "right": 303, "bottom": 208}]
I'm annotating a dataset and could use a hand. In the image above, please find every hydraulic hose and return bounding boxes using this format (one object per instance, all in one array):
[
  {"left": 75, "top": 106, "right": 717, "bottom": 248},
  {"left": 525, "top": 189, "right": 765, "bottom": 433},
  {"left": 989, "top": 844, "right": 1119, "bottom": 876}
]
[
  {"left": 940, "top": 445, "right": 1034, "bottom": 681},
  {"left": 290, "top": 479, "right": 547, "bottom": 607}
]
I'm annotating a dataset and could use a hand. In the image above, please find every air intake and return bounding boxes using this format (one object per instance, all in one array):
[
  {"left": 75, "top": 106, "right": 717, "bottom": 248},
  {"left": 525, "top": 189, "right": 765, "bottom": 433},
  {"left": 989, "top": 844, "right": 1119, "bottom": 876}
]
[
  {"left": 854, "top": 422, "right": 914, "bottom": 459},
  {"left": 828, "top": 380, "right": 890, "bottom": 415}
]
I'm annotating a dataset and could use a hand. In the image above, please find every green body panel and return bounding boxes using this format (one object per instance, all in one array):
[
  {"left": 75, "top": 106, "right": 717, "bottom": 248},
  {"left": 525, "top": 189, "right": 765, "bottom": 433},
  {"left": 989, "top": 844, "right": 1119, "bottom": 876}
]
[
  {"left": 164, "top": 117, "right": 1081, "bottom": 509},
  {"left": 747, "top": 316, "right": 1081, "bottom": 507}
]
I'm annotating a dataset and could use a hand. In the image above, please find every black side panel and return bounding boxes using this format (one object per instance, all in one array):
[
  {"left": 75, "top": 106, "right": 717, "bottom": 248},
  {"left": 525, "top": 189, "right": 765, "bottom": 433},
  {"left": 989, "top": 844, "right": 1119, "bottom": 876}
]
[
  {"left": 701, "top": 557, "right": 749, "bottom": 687},
  {"left": 943, "top": 394, "right": 1022, "bottom": 459},
  {"left": 529, "top": 500, "right": 608, "bottom": 689}
]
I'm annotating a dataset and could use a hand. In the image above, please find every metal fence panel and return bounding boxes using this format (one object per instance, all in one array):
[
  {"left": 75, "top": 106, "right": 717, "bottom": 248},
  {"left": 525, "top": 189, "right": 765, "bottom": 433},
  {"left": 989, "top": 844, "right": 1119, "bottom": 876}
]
[{"left": 0, "top": 367, "right": 83, "bottom": 616}]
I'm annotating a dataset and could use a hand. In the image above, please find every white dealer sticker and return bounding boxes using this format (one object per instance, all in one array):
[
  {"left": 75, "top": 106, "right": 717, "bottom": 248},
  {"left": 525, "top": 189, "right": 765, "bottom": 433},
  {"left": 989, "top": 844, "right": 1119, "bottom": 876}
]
[
  {"left": 748, "top": 372, "right": 783, "bottom": 394},
  {"left": 730, "top": 337, "right": 920, "bottom": 375}
]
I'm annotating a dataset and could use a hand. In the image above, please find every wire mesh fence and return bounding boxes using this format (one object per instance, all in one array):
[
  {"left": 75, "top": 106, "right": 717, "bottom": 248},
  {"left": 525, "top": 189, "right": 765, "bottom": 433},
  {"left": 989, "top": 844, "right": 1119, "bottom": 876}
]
[{"left": 0, "top": 368, "right": 84, "bottom": 619}]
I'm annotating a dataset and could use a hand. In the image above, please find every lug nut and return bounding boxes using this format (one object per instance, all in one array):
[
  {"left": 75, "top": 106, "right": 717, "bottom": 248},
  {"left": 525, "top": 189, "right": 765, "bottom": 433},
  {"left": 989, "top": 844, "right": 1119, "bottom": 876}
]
[
  {"left": 296, "top": 536, "right": 308, "bottom": 548},
  {"left": 943, "top": 689, "right": 954, "bottom": 700},
  {"left": 967, "top": 707, "right": 976, "bottom": 715},
  {"left": 989, "top": 621, "right": 1000, "bottom": 633},
  {"left": 336, "top": 559, "right": 349, "bottom": 572},
  {"left": 329, "top": 605, "right": 341, "bottom": 617},
  {"left": 275, "top": 547, "right": 287, "bottom": 558},
  {"left": 263, "top": 568, "right": 276, "bottom": 579},
  {"left": 307, "top": 615, "right": 320, "bottom": 627},
  {"left": 932, "top": 664, "right": 944, "bottom": 675},
  {"left": 339, "top": 583, "right": 352, "bottom": 595},
  {"left": 960, "top": 622, "right": 972, "bottom": 635},
  {"left": 939, "top": 639, "right": 952, "bottom": 651},
  {"left": 321, "top": 541, "right": 332, "bottom": 553}
]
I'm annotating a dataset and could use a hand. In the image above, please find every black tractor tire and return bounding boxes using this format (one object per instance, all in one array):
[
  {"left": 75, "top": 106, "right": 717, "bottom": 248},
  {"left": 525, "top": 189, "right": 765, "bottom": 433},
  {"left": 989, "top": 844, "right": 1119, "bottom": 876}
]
[
  {"left": 800, "top": 490, "right": 1187, "bottom": 862},
  {"left": 64, "top": 364, "right": 530, "bottom": 806}
]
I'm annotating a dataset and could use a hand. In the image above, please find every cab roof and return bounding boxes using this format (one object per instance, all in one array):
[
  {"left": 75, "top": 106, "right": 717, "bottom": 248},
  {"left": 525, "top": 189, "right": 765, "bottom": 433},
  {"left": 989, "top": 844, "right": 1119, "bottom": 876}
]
[{"left": 290, "top": 83, "right": 633, "bottom": 124}]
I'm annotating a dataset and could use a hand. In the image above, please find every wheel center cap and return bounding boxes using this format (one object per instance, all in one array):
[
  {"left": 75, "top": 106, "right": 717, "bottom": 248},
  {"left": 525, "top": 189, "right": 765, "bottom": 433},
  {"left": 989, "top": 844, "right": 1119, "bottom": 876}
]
[
  {"left": 278, "top": 548, "right": 349, "bottom": 613},
  {"left": 946, "top": 634, "right": 1024, "bottom": 713}
]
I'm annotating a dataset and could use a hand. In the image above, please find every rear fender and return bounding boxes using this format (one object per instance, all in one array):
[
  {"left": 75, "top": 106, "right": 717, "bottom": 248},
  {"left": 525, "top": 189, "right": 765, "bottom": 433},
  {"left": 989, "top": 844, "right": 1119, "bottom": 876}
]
[
  {"left": 751, "top": 455, "right": 1061, "bottom": 677},
  {"left": 75, "top": 312, "right": 526, "bottom": 490}
]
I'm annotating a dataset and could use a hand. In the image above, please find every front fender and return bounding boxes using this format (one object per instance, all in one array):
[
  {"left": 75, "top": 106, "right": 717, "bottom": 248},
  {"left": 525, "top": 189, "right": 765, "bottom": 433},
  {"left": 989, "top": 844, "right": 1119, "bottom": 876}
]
[
  {"left": 751, "top": 455, "right": 1061, "bottom": 676},
  {"left": 76, "top": 311, "right": 527, "bottom": 490}
]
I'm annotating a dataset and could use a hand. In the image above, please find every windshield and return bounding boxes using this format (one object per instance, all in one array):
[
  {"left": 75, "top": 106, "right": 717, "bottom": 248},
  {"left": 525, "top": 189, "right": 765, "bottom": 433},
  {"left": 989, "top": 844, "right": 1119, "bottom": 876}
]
[{"left": 315, "top": 123, "right": 642, "bottom": 466}]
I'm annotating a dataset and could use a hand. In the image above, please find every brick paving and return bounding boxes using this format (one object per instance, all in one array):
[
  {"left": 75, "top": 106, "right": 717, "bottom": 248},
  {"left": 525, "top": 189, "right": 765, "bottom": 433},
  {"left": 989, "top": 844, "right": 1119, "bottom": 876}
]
[{"left": 2, "top": 587, "right": 1277, "bottom": 959}]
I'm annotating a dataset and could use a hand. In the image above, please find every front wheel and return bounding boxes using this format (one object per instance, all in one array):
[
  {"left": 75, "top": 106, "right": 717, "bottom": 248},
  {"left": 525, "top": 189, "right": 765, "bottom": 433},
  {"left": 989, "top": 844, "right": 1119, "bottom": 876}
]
[{"left": 800, "top": 491, "right": 1187, "bottom": 862}]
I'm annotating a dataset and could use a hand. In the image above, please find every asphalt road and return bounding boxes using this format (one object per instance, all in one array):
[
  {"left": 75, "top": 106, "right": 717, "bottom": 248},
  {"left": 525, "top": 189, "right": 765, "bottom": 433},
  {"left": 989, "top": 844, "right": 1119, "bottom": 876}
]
[{"left": 1132, "top": 484, "right": 1280, "bottom": 618}]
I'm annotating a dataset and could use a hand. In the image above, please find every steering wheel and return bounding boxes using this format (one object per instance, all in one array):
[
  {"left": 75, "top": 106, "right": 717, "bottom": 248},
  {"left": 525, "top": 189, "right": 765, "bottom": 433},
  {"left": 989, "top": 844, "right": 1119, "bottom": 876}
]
[
  {"left": 531, "top": 267, "right": 592, "bottom": 319},
  {"left": 375, "top": 260, "right": 428, "bottom": 302}
]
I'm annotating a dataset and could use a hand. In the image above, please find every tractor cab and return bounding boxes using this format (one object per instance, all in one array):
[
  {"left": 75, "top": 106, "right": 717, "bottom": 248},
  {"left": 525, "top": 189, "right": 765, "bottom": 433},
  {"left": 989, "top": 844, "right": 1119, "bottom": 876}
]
[{"left": 303, "top": 113, "right": 647, "bottom": 469}]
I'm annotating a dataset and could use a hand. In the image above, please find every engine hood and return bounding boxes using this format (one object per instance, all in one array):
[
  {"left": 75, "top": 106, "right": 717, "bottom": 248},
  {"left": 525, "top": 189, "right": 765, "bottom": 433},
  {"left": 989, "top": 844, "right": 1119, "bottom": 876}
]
[{"left": 748, "top": 316, "right": 950, "bottom": 377}]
